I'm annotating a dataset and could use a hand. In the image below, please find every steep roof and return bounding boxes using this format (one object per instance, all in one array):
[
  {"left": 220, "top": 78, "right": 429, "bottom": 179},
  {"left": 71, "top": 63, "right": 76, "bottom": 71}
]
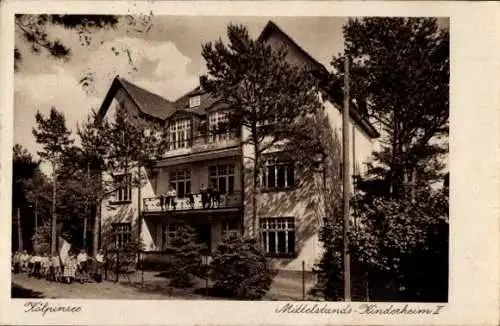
[
  {"left": 171, "top": 86, "right": 222, "bottom": 117},
  {"left": 97, "top": 77, "right": 176, "bottom": 120},
  {"left": 97, "top": 21, "right": 379, "bottom": 138},
  {"left": 258, "top": 20, "right": 379, "bottom": 138},
  {"left": 258, "top": 20, "right": 329, "bottom": 76}
]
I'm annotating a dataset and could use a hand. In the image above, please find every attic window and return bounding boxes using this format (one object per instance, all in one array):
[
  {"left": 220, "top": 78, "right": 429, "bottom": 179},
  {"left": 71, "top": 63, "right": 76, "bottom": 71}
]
[{"left": 189, "top": 95, "right": 201, "bottom": 108}]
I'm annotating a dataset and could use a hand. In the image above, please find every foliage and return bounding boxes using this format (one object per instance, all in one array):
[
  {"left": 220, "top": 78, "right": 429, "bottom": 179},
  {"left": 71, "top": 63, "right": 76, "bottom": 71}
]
[
  {"left": 210, "top": 235, "right": 273, "bottom": 299},
  {"left": 14, "top": 14, "right": 119, "bottom": 70},
  {"left": 201, "top": 24, "right": 323, "bottom": 234},
  {"left": 32, "top": 107, "right": 74, "bottom": 165},
  {"left": 32, "top": 107, "right": 74, "bottom": 254},
  {"left": 104, "top": 239, "right": 144, "bottom": 274},
  {"left": 12, "top": 144, "right": 41, "bottom": 209},
  {"left": 106, "top": 103, "right": 167, "bottom": 176},
  {"left": 165, "top": 223, "right": 206, "bottom": 288},
  {"left": 313, "top": 18, "right": 449, "bottom": 302},
  {"left": 313, "top": 217, "right": 345, "bottom": 300},
  {"left": 331, "top": 17, "right": 449, "bottom": 196}
]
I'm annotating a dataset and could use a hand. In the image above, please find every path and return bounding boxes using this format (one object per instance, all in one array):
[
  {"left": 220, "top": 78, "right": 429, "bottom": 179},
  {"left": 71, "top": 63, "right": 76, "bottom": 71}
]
[{"left": 11, "top": 273, "right": 190, "bottom": 300}]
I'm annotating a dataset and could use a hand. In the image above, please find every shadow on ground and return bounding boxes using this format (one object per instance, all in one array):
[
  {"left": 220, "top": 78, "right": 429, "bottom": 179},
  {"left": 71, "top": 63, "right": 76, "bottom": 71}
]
[{"left": 11, "top": 283, "right": 45, "bottom": 298}]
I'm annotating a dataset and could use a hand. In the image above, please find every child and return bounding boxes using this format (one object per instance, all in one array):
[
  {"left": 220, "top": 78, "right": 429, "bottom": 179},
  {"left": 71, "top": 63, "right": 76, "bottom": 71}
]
[
  {"left": 41, "top": 253, "right": 50, "bottom": 279},
  {"left": 12, "top": 251, "right": 20, "bottom": 273},
  {"left": 51, "top": 254, "right": 62, "bottom": 282},
  {"left": 21, "top": 251, "right": 30, "bottom": 273},
  {"left": 93, "top": 249, "right": 105, "bottom": 283},
  {"left": 76, "top": 249, "right": 89, "bottom": 283},
  {"left": 32, "top": 252, "right": 42, "bottom": 278},
  {"left": 63, "top": 253, "right": 77, "bottom": 284}
]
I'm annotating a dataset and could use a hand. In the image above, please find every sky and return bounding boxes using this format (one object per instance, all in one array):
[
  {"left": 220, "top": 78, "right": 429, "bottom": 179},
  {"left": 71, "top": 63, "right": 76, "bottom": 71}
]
[{"left": 14, "top": 15, "right": 348, "bottom": 161}]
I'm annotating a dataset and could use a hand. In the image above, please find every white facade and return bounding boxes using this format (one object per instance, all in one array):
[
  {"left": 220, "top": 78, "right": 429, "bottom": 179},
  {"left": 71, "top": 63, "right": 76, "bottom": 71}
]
[{"left": 99, "top": 21, "right": 378, "bottom": 272}]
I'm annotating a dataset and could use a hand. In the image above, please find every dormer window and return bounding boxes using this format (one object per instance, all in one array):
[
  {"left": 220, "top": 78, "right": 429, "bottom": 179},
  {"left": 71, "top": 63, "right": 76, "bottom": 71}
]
[{"left": 189, "top": 95, "right": 201, "bottom": 108}]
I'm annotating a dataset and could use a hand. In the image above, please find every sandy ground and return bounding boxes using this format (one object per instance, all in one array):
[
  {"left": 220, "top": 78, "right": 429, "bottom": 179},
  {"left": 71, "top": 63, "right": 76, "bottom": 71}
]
[{"left": 11, "top": 270, "right": 317, "bottom": 300}]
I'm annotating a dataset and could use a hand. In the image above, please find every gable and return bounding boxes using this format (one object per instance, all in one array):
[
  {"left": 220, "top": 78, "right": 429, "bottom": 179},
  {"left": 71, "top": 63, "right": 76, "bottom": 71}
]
[{"left": 97, "top": 77, "right": 175, "bottom": 122}]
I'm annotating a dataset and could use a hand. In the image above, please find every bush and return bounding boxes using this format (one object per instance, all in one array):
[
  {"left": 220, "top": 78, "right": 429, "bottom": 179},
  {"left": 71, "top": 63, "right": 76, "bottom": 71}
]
[
  {"left": 105, "top": 239, "right": 144, "bottom": 273},
  {"left": 167, "top": 223, "right": 206, "bottom": 288},
  {"left": 210, "top": 236, "right": 272, "bottom": 300}
]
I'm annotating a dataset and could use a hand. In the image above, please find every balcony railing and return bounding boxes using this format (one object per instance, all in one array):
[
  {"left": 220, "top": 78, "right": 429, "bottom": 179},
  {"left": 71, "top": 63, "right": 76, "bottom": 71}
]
[
  {"left": 142, "top": 190, "right": 242, "bottom": 213},
  {"left": 163, "top": 133, "right": 239, "bottom": 158}
]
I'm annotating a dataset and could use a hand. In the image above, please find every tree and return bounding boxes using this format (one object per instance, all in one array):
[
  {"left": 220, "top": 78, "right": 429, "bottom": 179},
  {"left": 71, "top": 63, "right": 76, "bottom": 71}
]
[
  {"left": 201, "top": 24, "right": 322, "bottom": 236},
  {"left": 14, "top": 15, "right": 119, "bottom": 70},
  {"left": 32, "top": 107, "right": 74, "bottom": 254},
  {"left": 105, "top": 104, "right": 168, "bottom": 244},
  {"left": 76, "top": 110, "right": 113, "bottom": 256},
  {"left": 210, "top": 235, "right": 273, "bottom": 299},
  {"left": 331, "top": 17, "right": 449, "bottom": 197},
  {"left": 314, "top": 18, "right": 449, "bottom": 301},
  {"left": 166, "top": 223, "right": 206, "bottom": 288},
  {"left": 12, "top": 144, "right": 46, "bottom": 252},
  {"left": 12, "top": 144, "right": 40, "bottom": 209}
]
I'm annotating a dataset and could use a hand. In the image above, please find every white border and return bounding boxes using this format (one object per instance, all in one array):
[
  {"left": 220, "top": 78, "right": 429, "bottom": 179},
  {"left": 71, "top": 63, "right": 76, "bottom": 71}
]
[{"left": 1, "top": 1, "right": 499, "bottom": 325}]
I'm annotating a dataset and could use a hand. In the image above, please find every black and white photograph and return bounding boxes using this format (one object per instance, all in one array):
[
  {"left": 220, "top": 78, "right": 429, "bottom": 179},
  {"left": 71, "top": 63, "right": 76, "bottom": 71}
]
[
  {"left": 9, "top": 12, "right": 450, "bottom": 302},
  {"left": 1, "top": 1, "right": 499, "bottom": 325}
]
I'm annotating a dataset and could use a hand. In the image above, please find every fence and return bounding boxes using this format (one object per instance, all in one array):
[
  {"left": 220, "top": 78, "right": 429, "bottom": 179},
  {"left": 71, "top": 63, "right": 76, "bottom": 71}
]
[{"left": 102, "top": 250, "right": 316, "bottom": 301}]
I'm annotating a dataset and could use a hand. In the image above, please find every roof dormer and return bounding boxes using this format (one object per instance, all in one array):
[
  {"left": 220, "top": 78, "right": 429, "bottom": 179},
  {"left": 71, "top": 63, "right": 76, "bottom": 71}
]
[{"left": 189, "top": 95, "right": 201, "bottom": 108}]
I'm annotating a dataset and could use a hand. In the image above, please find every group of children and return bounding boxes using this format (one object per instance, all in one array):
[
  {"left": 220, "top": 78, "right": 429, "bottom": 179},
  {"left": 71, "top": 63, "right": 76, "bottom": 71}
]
[
  {"left": 159, "top": 184, "right": 222, "bottom": 211},
  {"left": 12, "top": 249, "right": 105, "bottom": 284}
]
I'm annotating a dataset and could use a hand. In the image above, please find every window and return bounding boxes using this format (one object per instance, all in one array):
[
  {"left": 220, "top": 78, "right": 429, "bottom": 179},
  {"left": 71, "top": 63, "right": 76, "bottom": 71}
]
[
  {"left": 114, "top": 174, "right": 132, "bottom": 202},
  {"left": 209, "top": 164, "right": 235, "bottom": 195},
  {"left": 222, "top": 220, "right": 239, "bottom": 239},
  {"left": 260, "top": 217, "right": 295, "bottom": 256},
  {"left": 262, "top": 157, "right": 295, "bottom": 190},
  {"left": 112, "top": 223, "right": 131, "bottom": 248},
  {"left": 257, "top": 104, "right": 286, "bottom": 127},
  {"left": 169, "top": 119, "right": 191, "bottom": 150},
  {"left": 169, "top": 168, "right": 191, "bottom": 198},
  {"left": 161, "top": 223, "right": 179, "bottom": 249},
  {"left": 189, "top": 95, "right": 201, "bottom": 108},
  {"left": 208, "top": 111, "right": 230, "bottom": 143}
]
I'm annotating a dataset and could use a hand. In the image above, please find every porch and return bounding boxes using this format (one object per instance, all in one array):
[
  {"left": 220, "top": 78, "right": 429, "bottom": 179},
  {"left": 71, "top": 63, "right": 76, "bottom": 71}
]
[
  {"left": 142, "top": 208, "right": 242, "bottom": 253},
  {"left": 142, "top": 190, "right": 242, "bottom": 213}
]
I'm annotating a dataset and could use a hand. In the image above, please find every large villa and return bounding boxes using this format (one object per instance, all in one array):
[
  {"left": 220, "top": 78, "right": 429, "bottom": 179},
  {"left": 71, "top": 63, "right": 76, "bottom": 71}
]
[{"left": 97, "top": 21, "right": 379, "bottom": 272}]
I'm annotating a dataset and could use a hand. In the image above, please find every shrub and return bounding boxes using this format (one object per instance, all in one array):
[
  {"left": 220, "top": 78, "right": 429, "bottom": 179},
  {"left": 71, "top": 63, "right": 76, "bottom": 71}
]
[
  {"left": 210, "top": 235, "right": 272, "bottom": 300},
  {"left": 104, "top": 239, "right": 144, "bottom": 273},
  {"left": 167, "top": 223, "right": 206, "bottom": 288}
]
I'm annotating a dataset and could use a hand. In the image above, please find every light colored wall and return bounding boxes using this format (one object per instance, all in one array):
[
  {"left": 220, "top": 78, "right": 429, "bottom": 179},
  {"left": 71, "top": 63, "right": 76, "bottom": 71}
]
[
  {"left": 101, "top": 165, "right": 157, "bottom": 251},
  {"left": 241, "top": 97, "right": 375, "bottom": 271},
  {"left": 323, "top": 100, "right": 374, "bottom": 182},
  {"left": 100, "top": 93, "right": 158, "bottom": 251},
  {"left": 154, "top": 156, "right": 242, "bottom": 196}
]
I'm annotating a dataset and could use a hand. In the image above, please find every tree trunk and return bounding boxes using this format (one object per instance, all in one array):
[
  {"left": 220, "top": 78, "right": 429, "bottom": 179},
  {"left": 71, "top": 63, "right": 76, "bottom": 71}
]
[
  {"left": 83, "top": 162, "right": 89, "bottom": 250},
  {"left": 93, "top": 199, "right": 101, "bottom": 257},
  {"left": 137, "top": 167, "right": 142, "bottom": 245},
  {"left": 83, "top": 216, "right": 87, "bottom": 249},
  {"left": 51, "top": 162, "right": 57, "bottom": 255},
  {"left": 93, "top": 171, "right": 103, "bottom": 257},
  {"left": 252, "top": 143, "right": 260, "bottom": 239}
]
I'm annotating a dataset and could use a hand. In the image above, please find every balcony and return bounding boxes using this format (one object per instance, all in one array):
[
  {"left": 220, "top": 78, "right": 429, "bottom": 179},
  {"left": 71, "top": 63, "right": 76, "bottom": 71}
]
[
  {"left": 162, "top": 133, "right": 239, "bottom": 159},
  {"left": 142, "top": 190, "right": 242, "bottom": 213}
]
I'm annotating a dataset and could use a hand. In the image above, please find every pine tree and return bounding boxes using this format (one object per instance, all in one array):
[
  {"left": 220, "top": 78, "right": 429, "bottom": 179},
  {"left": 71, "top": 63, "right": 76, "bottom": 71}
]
[
  {"left": 201, "top": 24, "right": 322, "bottom": 236},
  {"left": 314, "top": 18, "right": 449, "bottom": 301},
  {"left": 167, "top": 223, "right": 206, "bottom": 288},
  {"left": 32, "top": 107, "right": 74, "bottom": 254}
]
